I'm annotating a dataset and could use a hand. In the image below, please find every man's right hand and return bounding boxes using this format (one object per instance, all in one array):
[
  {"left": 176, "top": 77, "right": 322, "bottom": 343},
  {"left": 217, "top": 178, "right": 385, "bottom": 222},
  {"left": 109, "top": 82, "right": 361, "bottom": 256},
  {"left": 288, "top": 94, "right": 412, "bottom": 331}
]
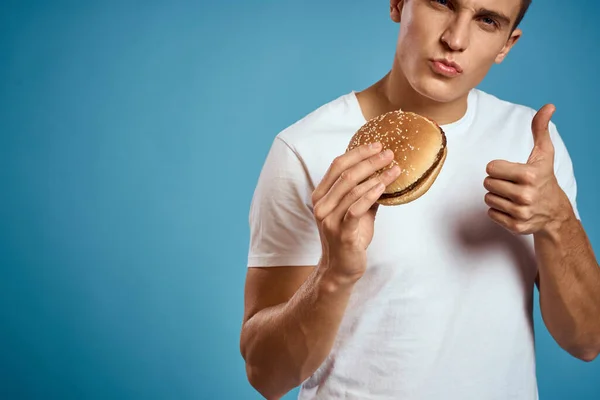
[{"left": 312, "top": 142, "right": 401, "bottom": 282}]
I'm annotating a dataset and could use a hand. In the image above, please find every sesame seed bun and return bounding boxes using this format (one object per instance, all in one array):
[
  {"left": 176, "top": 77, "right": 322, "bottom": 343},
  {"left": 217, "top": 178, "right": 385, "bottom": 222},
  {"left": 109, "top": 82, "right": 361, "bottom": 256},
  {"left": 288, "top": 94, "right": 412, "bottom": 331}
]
[{"left": 346, "top": 109, "right": 447, "bottom": 206}]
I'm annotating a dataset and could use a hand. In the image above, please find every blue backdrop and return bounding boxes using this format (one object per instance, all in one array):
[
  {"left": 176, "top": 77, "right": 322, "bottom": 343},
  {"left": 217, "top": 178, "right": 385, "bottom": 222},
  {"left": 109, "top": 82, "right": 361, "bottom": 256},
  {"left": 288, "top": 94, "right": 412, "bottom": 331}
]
[{"left": 1, "top": 1, "right": 598, "bottom": 399}]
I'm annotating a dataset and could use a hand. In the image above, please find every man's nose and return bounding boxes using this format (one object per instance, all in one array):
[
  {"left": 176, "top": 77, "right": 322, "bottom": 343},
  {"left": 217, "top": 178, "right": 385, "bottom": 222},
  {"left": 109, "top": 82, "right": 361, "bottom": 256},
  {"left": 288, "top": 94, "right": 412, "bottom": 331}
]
[{"left": 441, "top": 14, "right": 470, "bottom": 51}]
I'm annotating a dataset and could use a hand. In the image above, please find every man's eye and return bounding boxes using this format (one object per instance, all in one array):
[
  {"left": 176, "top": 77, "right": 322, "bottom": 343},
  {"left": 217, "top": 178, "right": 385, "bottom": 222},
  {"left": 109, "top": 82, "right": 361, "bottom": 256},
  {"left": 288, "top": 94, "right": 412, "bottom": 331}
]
[
  {"left": 434, "top": 0, "right": 449, "bottom": 5},
  {"left": 480, "top": 17, "right": 499, "bottom": 28}
]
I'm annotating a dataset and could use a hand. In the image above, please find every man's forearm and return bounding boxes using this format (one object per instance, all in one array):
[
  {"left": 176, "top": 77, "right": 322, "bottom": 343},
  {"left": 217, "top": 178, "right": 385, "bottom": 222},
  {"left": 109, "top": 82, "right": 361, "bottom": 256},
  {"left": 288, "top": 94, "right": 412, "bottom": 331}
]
[
  {"left": 535, "top": 201, "right": 600, "bottom": 361},
  {"left": 240, "top": 264, "right": 357, "bottom": 399}
]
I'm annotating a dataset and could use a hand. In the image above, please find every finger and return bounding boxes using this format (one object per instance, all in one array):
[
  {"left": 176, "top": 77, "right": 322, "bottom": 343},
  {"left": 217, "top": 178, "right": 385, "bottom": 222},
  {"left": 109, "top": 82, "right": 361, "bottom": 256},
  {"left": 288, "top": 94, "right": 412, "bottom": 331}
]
[
  {"left": 531, "top": 104, "right": 556, "bottom": 154},
  {"left": 483, "top": 177, "right": 520, "bottom": 201},
  {"left": 483, "top": 176, "right": 536, "bottom": 206},
  {"left": 486, "top": 160, "right": 528, "bottom": 183},
  {"left": 484, "top": 175, "right": 538, "bottom": 205},
  {"left": 484, "top": 192, "right": 517, "bottom": 217},
  {"left": 487, "top": 208, "right": 517, "bottom": 232},
  {"left": 313, "top": 143, "right": 383, "bottom": 204},
  {"left": 315, "top": 149, "right": 395, "bottom": 218},
  {"left": 487, "top": 208, "right": 530, "bottom": 235},
  {"left": 341, "top": 179, "right": 389, "bottom": 233},
  {"left": 330, "top": 165, "right": 401, "bottom": 223}
]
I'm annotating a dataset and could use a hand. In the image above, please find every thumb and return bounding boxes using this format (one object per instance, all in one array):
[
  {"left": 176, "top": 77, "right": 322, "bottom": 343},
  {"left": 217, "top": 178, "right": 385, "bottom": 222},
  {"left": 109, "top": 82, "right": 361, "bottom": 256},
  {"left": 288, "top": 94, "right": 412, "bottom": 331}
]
[{"left": 530, "top": 104, "right": 556, "bottom": 155}]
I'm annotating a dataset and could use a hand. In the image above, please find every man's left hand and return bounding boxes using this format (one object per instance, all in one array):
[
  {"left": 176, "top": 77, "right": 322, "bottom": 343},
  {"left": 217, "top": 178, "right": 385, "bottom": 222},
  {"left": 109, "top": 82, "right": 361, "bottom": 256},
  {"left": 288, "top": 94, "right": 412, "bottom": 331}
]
[{"left": 483, "top": 104, "right": 567, "bottom": 235}]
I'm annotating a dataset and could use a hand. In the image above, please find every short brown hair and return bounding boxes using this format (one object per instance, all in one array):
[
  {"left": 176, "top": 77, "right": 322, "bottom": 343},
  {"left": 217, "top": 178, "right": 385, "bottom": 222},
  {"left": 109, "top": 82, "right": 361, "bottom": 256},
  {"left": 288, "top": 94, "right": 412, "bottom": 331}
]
[{"left": 513, "top": 0, "right": 533, "bottom": 30}]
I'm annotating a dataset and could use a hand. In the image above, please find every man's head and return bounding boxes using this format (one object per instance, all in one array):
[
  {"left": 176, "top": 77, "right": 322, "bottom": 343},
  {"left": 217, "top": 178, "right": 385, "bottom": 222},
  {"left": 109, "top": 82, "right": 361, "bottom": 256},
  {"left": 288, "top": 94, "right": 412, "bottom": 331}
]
[{"left": 389, "top": 0, "right": 531, "bottom": 104}]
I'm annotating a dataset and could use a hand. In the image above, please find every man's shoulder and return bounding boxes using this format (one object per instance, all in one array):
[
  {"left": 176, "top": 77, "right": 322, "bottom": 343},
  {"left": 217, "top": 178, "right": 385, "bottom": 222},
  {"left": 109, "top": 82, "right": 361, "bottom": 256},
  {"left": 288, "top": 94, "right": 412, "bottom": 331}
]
[
  {"left": 474, "top": 88, "right": 538, "bottom": 121},
  {"left": 473, "top": 88, "right": 572, "bottom": 159},
  {"left": 276, "top": 91, "right": 365, "bottom": 147}
]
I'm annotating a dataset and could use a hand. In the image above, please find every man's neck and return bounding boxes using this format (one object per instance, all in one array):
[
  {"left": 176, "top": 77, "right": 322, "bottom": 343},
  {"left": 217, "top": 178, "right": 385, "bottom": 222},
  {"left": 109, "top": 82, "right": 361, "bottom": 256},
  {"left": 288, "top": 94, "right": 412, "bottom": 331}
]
[{"left": 356, "top": 59, "right": 469, "bottom": 126}]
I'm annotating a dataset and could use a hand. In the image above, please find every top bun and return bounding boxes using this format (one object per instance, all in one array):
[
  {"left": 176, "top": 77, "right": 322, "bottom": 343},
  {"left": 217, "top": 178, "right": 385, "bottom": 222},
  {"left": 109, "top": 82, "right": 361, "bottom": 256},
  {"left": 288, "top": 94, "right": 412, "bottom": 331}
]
[{"left": 346, "top": 109, "right": 447, "bottom": 205}]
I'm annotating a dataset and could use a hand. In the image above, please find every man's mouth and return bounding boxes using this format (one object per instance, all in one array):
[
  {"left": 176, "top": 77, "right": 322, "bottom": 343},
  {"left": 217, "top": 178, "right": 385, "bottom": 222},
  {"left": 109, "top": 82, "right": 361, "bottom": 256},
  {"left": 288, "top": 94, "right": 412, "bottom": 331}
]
[{"left": 430, "top": 58, "right": 463, "bottom": 77}]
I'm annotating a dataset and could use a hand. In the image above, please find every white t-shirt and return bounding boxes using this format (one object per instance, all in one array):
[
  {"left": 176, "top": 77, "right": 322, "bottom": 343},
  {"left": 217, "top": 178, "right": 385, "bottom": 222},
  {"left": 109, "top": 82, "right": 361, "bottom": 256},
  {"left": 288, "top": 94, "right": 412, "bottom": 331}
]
[{"left": 247, "top": 88, "right": 580, "bottom": 400}]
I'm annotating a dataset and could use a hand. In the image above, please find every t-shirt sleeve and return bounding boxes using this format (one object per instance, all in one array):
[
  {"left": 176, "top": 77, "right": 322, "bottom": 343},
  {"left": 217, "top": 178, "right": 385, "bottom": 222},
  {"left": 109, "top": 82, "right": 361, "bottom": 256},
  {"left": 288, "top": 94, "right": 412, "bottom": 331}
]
[
  {"left": 549, "top": 121, "right": 581, "bottom": 221},
  {"left": 247, "top": 136, "right": 322, "bottom": 267}
]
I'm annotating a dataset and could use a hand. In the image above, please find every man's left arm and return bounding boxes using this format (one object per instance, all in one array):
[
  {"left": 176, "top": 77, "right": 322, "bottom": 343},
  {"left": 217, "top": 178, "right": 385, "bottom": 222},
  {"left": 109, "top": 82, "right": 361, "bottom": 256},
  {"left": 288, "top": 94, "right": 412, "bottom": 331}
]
[
  {"left": 483, "top": 104, "right": 600, "bottom": 362},
  {"left": 533, "top": 191, "right": 600, "bottom": 362}
]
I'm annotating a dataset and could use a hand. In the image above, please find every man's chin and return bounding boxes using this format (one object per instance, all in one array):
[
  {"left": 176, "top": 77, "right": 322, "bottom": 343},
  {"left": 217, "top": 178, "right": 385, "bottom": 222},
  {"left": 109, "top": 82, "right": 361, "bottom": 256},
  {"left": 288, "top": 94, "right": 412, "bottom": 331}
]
[{"left": 413, "top": 77, "right": 467, "bottom": 104}]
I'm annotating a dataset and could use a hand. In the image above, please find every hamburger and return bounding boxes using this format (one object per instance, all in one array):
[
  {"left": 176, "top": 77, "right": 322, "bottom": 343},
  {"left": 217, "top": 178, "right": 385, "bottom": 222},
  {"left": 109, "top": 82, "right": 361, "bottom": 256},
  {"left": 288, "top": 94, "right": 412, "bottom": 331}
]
[{"left": 346, "top": 110, "right": 447, "bottom": 206}]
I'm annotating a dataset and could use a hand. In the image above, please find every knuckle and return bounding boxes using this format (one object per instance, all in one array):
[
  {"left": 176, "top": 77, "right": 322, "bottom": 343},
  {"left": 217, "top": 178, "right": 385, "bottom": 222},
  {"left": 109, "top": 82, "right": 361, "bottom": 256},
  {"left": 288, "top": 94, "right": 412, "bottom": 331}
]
[
  {"left": 368, "top": 155, "right": 380, "bottom": 168},
  {"left": 372, "top": 182, "right": 385, "bottom": 196},
  {"left": 348, "top": 186, "right": 362, "bottom": 201},
  {"left": 513, "top": 207, "right": 524, "bottom": 220},
  {"left": 514, "top": 222, "right": 527, "bottom": 234},
  {"left": 346, "top": 206, "right": 359, "bottom": 220},
  {"left": 313, "top": 203, "right": 326, "bottom": 221},
  {"left": 518, "top": 191, "right": 534, "bottom": 205},
  {"left": 516, "top": 207, "right": 531, "bottom": 220},
  {"left": 339, "top": 170, "right": 355, "bottom": 184},
  {"left": 331, "top": 156, "right": 344, "bottom": 170},
  {"left": 321, "top": 217, "right": 336, "bottom": 233}
]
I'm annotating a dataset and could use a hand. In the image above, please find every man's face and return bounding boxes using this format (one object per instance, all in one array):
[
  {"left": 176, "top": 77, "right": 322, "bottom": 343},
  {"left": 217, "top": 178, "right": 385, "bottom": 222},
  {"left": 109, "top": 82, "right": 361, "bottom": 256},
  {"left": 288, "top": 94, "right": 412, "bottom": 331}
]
[{"left": 393, "top": 0, "right": 522, "bottom": 103}]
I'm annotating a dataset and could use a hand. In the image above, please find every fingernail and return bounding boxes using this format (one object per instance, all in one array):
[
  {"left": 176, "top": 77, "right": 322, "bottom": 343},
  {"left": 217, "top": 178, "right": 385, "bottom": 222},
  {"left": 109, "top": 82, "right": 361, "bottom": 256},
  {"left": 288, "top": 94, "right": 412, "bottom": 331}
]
[
  {"left": 380, "top": 149, "right": 393, "bottom": 158},
  {"left": 370, "top": 142, "right": 382, "bottom": 150},
  {"left": 386, "top": 165, "right": 400, "bottom": 175}
]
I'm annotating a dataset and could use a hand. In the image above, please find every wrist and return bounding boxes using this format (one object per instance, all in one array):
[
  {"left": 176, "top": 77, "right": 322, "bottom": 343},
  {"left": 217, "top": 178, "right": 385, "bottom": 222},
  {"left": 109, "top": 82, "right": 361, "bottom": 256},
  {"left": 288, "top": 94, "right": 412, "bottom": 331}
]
[
  {"left": 537, "top": 193, "right": 574, "bottom": 242},
  {"left": 316, "top": 260, "right": 363, "bottom": 294}
]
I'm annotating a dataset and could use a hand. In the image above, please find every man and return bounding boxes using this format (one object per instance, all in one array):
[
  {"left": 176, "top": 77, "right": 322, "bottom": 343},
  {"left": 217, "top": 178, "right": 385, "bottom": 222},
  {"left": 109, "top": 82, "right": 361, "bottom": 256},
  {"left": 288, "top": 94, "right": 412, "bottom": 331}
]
[{"left": 240, "top": 0, "right": 600, "bottom": 399}]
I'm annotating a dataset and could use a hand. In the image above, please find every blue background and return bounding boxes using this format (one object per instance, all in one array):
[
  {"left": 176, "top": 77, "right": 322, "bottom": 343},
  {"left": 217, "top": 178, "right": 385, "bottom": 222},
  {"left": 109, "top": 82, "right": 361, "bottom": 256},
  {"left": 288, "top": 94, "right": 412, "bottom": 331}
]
[{"left": 1, "top": 0, "right": 598, "bottom": 399}]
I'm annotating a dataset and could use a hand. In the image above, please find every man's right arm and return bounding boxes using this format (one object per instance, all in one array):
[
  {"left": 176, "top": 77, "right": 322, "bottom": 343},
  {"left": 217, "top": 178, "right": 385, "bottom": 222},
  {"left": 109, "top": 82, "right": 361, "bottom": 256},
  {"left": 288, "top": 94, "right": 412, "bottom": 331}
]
[
  {"left": 240, "top": 263, "right": 359, "bottom": 400},
  {"left": 241, "top": 141, "right": 400, "bottom": 399}
]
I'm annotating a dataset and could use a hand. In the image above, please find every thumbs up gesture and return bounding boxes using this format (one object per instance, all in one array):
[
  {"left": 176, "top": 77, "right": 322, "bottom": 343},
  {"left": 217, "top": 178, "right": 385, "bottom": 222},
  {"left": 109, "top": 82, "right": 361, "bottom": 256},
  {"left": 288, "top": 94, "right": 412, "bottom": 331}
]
[{"left": 483, "top": 104, "right": 568, "bottom": 235}]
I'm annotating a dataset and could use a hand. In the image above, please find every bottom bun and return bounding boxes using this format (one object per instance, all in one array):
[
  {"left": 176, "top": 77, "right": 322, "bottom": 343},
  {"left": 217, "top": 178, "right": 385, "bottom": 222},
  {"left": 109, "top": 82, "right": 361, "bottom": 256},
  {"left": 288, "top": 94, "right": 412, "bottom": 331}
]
[{"left": 377, "top": 147, "right": 447, "bottom": 206}]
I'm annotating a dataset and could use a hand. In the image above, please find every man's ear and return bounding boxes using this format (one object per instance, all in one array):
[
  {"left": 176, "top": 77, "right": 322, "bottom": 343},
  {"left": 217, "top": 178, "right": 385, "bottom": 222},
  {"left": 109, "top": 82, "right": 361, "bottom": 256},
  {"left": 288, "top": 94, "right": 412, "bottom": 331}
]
[
  {"left": 390, "top": 0, "right": 403, "bottom": 23},
  {"left": 495, "top": 28, "right": 522, "bottom": 64}
]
